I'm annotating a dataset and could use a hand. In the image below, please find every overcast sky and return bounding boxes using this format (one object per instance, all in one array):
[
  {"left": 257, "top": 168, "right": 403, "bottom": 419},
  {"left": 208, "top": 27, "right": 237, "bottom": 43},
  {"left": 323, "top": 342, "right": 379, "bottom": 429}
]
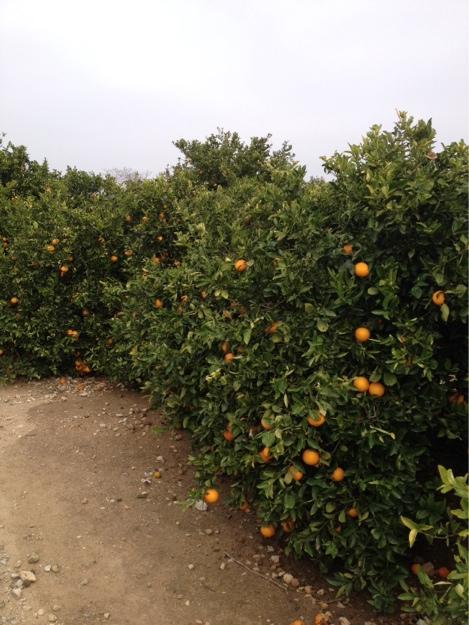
[{"left": 1, "top": 0, "right": 467, "bottom": 177}]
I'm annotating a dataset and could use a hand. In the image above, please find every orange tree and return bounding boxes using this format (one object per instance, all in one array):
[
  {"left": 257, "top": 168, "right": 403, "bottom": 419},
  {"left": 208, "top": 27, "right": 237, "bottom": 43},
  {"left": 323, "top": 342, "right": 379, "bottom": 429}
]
[{"left": 107, "top": 116, "right": 468, "bottom": 610}]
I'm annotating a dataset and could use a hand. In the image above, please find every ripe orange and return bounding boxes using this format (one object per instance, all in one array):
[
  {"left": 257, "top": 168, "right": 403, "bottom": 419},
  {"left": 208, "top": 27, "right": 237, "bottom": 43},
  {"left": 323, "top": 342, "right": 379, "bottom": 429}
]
[
  {"left": 234, "top": 259, "right": 248, "bottom": 272},
  {"left": 281, "top": 519, "right": 294, "bottom": 533},
  {"left": 265, "top": 321, "right": 280, "bottom": 335},
  {"left": 259, "top": 447, "right": 271, "bottom": 463},
  {"left": 354, "top": 327, "right": 370, "bottom": 343},
  {"left": 432, "top": 290, "right": 445, "bottom": 306},
  {"left": 261, "top": 417, "right": 273, "bottom": 431},
  {"left": 410, "top": 563, "right": 421, "bottom": 575},
  {"left": 307, "top": 413, "right": 326, "bottom": 427},
  {"left": 220, "top": 341, "right": 230, "bottom": 353},
  {"left": 223, "top": 352, "right": 235, "bottom": 364},
  {"left": 59, "top": 265, "right": 69, "bottom": 273},
  {"left": 342, "top": 243, "right": 353, "bottom": 255},
  {"left": 110, "top": 255, "right": 118, "bottom": 263},
  {"left": 302, "top": 449, "right": 320, "bottom": 466},
  {"left": 437, "top": 566, "right": 450, "bottom": 579},
  {"left": 9, "top": 296, "right": 19, "bottom": 306},
  {"left": 124, "top": 249, "right": 133, "bottom": 257},
  {"left": 291, "top": 468, "right": 304, "bottom": 481},
  {"left": 153, "top": 298, "right": 164, "bottom": 309},
  {"left": 368, "top": 382, "right": 385, "bottom": 397},
  {"left": 223, "top": 429, "right": 234, "bottom": 442},
  {"left": 354, "top": 262, "right": 369, "bottom": 278},
  {"left": 51, "top": 238, "right": 60, "bottom": 246},
  {"left": 203, "top": 488, "right": 219, "bottom": 504},
  {"left": 290, "top": 620, "right": 304, "bottom": 625},
  {"left": 331, "top": 467, "right": 345, "bottom": 482},
  {"left": 46, "top": 244, "right": 55, "bottom": 253},
  {"left": 346, "top": 507, "right": 359, "bottom": 518},
  {"left": 353, "top": 376, "right": 369, "bottom": 392},
  {"left": 259, "top": 525, "right": 275, "bottom": 538}
]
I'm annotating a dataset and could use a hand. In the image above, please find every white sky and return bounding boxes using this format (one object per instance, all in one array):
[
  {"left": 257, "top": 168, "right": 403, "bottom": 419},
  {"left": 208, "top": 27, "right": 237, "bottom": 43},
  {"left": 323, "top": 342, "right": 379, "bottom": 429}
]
[{"left": 1, "top": 0, "right": 467, "bottom": 177}]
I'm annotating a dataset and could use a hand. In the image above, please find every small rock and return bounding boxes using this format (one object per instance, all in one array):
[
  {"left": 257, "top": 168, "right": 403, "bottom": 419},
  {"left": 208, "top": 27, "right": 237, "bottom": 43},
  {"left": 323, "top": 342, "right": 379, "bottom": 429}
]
[
  {"left": 27, "top": 553, "right": 40, "bottom": 564},
  {"left": 188, "top": 564, "right": 195, "bottom": 570},
  {"left": 44, "top": 565, "right": 51, "bottom": 572},
  {"left": 195, "top": 500, "right": 208, "bottom": 511},
  {"left": 81, "top": 498, "right": 88, "bottom": 504},
  {"left": 219, "top": 562, "right": 226, "bottom": 570},
  {"left": 137, "top": 492, "right": 149, "bottom": 499},
  {"left": 80, "top": 578, "right": 89, "bottom": 586},
  {"left": 204, "top": 529, "right": 213, "bottom": 535},
  {"left": 338, "top": 617, "right": 351, "bottom": 625},
  {"left": 290, "top": 577, "right": 300, "bottom": 588},
  {"left": 316, "top": 588, "right": 325, "bottom": 596},
  {"left": 282, "top": 573, "right": 293, "bottom": 585},
  {"left": 11, "top": 588, "right": 22, "bottom": 598},
  {"left": 51, "top": 564, "right": 60, "bottom": 573},
  {"left": 304, "top": 585, "right": 313, "bottom": 595},
  {"left": 270, "top": 555, "right": 280, "bottom": 564},
  {"left": 37, "top": 609, "right": 45, "bottom": 616},
  {"left": 48, "top": 615, "right": 57, "bottom": 623},
  {"left": 19, "top": 570, "right": 36, "bottom": 586},
  {"left": 104, "top": 613, "right": 110, "bottom": 620}
]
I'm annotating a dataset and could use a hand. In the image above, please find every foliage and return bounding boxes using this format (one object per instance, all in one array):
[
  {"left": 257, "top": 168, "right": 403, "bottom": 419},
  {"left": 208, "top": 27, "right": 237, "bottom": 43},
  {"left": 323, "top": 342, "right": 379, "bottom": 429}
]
[
  {"left": 0, "top": 117, "right": 467, "bottom": 614},
  {"left": 399, "top": 466, "right": 468, "bottom": 624}
]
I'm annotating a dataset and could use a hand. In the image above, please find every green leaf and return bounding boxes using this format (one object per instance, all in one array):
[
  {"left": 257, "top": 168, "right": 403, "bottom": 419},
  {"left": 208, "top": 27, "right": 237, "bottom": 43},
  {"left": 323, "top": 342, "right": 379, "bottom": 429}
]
[
  {"left": 440, "top": 303, "right": 449, "bottom": 321},
  {"left": 243, "top": 328, "right": 252, "bottom": 345},
  {"left": 408, "top": 528, "right": 417, "bottom": 547}
]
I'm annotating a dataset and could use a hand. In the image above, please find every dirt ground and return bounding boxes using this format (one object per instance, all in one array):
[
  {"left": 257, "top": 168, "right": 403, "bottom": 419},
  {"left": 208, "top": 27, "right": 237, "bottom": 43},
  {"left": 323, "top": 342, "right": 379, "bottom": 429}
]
[{"left": 0, "top": 378, "right": 408, "bottom": 625}]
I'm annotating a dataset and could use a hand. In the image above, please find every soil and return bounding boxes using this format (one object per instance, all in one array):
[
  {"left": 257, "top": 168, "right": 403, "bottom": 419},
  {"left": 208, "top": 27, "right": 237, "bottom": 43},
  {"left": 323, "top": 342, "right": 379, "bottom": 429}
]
[{"left": 0, "top": 377, "right": 408, "bottom": 625}]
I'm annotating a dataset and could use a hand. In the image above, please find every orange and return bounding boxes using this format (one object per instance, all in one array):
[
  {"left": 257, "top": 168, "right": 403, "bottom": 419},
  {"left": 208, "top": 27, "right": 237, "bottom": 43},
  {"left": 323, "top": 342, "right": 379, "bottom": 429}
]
[
  {"left": 124, "top": 249, "right": 133, "bottom": 257},
  {"left": 46, "top": 244, "right": 55, "bottom": 253},
  {"left": 234, "top": 259, "right": 248, "bottom": 272},
  {"left": 141, "top": 215, "right": 149, "bottom": 223},
  {"left": 354, "top": 262, "right": 369, "bottom": 278},
  {"left": 368, "top": 382, "right": 385, "bottom": 397},
  {"left": 354, "top": 327, "right": 370, "bottom": 343},
  {"left": 410, "top": 563, "right": 421, "bottom": 575},
  {"left": 259, "top": 447, "right": 271, "bottom": 462},
  {"left": 155, "top": 235, "right": 164, "bottom": 242},
  {"left": 51, "top": 238, "right": 60, "bottom": 246},
  {"left": 346, "top": 507, "right": 359, "bottom": 518},
  {"left": 291, "top": 468, "right": 303, "bottom": 481},
  {"left": 307, "top": 413, "right": 325, "bottom": 427},
  {"left": 437, "top": 566, "right": 449, "bottom": 579},
  {"left": 281, "top": 519, "right": 295, "bottom": 533},
  {"left": 110, "top": 255, "right": 118, "bottom": 263},
  {"left": 223, "top": 429, "right": 234, "bottom": 442},
  {"left": 342, "top": 243, "right": 353, "bottom": 255},
  {"left": 223, "top": 352, "right": 235, "bottom": 364},
  {"left": 265, "top": 321, "right": 280, "bottom": 335},
  {"left": 153, "top": 298, "right": 164, "bottom": 309},
  {"left": 290, "top": 621, "right": 304, "bottom": 625},
  {"left": 353, "top": 376, "right": 369, "bottom": 392},
  {"left": 220, "top": 341, "right": 230, "bottom": 353},
  {"left": 302, "top": 449, "right": 320, "bottom": 466},
  {"left": 59, "top": 265, "right": 69, "bottom": 273},
  {"left": 261, "top": 417, "right": 273, "bottom": 431},
  {"left": 259, "top": 525, "right": 275, "bottom": 538},
  {"left": 203, "top": 488, "right": 219, "bottom": 504},
  {"left": 432, "top": 290, "right": 445, "bottom": 306},
  {"left": 331, "top": 467, "right": 345, "bottom": 482},
  {"left": 9, "top": 296, "right": 19, "bottom": 306}
]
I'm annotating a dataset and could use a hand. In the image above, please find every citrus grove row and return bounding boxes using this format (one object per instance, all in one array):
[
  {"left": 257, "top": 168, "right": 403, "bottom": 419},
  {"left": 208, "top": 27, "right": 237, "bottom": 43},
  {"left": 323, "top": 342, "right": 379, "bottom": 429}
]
[{"left": 0, "top": 114, "right": 467, "bottom": 617}]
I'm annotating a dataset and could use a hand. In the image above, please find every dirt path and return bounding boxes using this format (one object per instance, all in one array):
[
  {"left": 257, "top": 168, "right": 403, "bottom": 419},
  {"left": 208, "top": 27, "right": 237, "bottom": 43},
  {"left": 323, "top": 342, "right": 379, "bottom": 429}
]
[{"left": 0, "top": 378, "right": 396, "bottom": 625}]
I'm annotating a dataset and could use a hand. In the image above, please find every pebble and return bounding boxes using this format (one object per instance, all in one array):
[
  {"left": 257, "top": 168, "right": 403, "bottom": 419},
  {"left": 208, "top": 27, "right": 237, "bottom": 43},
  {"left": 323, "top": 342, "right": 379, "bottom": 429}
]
[
  {"left": 27, "top": 553, "right": 40, "bottom": 564},
  {"left": 188, "top": 564, "right": 195, "bottom": 570},
  {"left": 338, "top": 618, "right": 351, "bottom": 625},
  {"left": 19, "top": 570, "right": 37, "bottom": 586},
  {"left": 11, "top": 588, "right": 22, "bottom": 598},
  {"left": 48, "top": 615, "right": 57, "bottom": 623},
  {"left": 290, "top": 577, "right": 300, "bottom": 588},
  {"left": 282, "top": 573, "right": 293, "bottom": 585},
  {"left": 104, "top": 613, "right": 110, "bottom": 620},
  {"left": 204, "top": 529, "right": 213, "bottom": 536},
  {"left": 137, "top": 492, "right": 149, "bottom": 499},
  {"left": 270, "top": 555, "right": 280, "bottom": 564},
  {"left": 51, "top": 564, "right": 60, "bottom": 573}
]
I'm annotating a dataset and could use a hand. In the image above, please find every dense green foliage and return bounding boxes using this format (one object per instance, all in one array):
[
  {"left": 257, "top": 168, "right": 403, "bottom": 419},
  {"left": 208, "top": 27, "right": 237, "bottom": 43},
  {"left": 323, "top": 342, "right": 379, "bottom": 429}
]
[{"left": 0, "top": 118, "right": 467, "bottom": 616}]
